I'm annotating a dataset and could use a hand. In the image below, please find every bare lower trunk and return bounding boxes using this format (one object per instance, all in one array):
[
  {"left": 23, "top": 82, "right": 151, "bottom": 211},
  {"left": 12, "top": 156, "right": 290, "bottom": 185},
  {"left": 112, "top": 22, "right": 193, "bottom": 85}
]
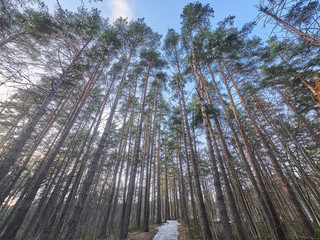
[
  {"left": 63, "top": 56, "right": 130, "bottom": 240},
  {"left": 195, "top": 76, "right": 234, "bottom": 240},
  {"left": 210, "top": 62, "right": 287, "bottom": 240},
  {"left": 156, "top": 117, "right": 162, "bottom": 224},
  {"left": 119, "top": 67, "right": 151, "bottom": 240},
  {"left": 0, "top": 61, "right": 102, "bottom": 239}
]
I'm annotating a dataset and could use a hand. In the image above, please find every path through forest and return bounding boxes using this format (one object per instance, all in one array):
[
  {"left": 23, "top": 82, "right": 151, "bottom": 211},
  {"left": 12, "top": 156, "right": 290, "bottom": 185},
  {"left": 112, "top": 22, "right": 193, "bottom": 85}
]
[{"left": 153, "top": 220, "right": 179, "bottom": 240}]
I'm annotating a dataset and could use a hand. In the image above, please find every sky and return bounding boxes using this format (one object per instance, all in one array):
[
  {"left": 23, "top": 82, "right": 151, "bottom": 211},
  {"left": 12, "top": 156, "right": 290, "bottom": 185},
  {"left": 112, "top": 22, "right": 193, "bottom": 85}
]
[{"left": 43, "top": 0, "right": 272, "bottom": 40}]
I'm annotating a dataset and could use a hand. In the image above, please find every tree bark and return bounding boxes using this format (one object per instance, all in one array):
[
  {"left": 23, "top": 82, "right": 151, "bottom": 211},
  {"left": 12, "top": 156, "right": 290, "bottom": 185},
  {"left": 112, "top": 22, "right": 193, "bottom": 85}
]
[
  {"left": 0, "top": 36, "right": 93, "bottom": 182},
  {"left": 222, "top": 59, "right": 315, "bottom": 238},
  {"left": 119, "top": 66, "right": 151, "bottom": 239},
  {"left": 63, "top": 54, "right": 131, "bottom": 240},
  {"left": 210, "top": 62, "right": 287, "bottom": 240}
]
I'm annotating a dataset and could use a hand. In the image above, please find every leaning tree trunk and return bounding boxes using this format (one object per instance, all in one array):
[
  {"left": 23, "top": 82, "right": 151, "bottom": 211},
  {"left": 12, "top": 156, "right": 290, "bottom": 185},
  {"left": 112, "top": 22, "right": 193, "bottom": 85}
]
[
  {"left": 176, "top": 73, "right": 213, "bottom": 239},
  {"left": 0, "top": 86, "right": 93, "bottom": 240},
  {"left": 97, "top": 102, "right": 130, "bottom": 238},
  {"left": 210, "top": 62, "right": 287, "bottom": 240},
  {"left": 49, "top": 77, "right": 115, "bottom": 239},
  {"left": 194, "top": 72, "right": 235, "bottom": 240},
  {"left": 259, "top": 7, "right": 320, "bottom": 48},
  {"left": 62, "top": 54, "right": 131, "bottom": 240},
  {"left": 199, "top": 69, "right": 247, "bottom": 240},
  {"left": 119, "top": 67, "right": 151, "bottom": 239},
  {"left": 0, "top": 56, "right": 104, "bottom": 239},
  {"left": 0, "top": 37, "right": 93, "bottom": 183},
  {"left": 222, "top": 59, "right": 315, "bottom": 238},
  {"left": 0, "top": 83, "right": 76, "bottom": 202}
]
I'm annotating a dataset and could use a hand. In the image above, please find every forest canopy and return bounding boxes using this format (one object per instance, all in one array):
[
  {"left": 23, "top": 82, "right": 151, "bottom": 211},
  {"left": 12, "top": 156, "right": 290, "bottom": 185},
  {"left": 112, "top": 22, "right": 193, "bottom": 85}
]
[{"left": 0, "top": 0, "right": 319, "bottom": 240}]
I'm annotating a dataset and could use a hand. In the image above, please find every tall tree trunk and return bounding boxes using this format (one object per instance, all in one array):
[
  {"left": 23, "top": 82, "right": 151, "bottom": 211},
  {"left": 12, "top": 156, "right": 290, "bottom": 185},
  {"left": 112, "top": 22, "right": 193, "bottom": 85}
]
[
  {"left": 260, "top": 7, "right": 320, "bottom": 48},
  {"left": 0, "top": 57, "right": 101, "bottom": 239},
  {"left": 119, "top": 66, "right": 151, "bottom": 240},
  {"left": 274, "top": 86, "right": 320, "bottom": 148},
  {"left": 49, "top": 78, "right": 115, "bottom": 239},
  {"left": 176, "top": 75, "right": 213, "bottom": 239},
  {"left": 156, "top": 112, "right": 162, "bottom": 224},
  {"left": 97, "top": 104, "right": 130, "bottom": 238},
  {"left": 0, "top": 83, "right": 76, "bottom": 200},
  {"left": 143, "top": 92, "right": 158, "bottom": 232},
  {"left": 164, "top": 141, "right": 170, "bottom": 221},
  {"left": 222, "top": 59, "right": 315, "bottom": 238},
  {"left": 0, "top": 37, "right": 93, "bottom": 182},
  {"left": 194, "top": 73, "right": 234, "bottom": 240},
  {"left": 136, "top": 127, "right": 148, "bottom": 229},
  {"left": 175, "top": 137, "right": 190, "bottom": 228},
  {"left": 172, "top": 44, "right": 198, "bottom": 228},
  {"left": 199, "top": 69, "right": 247, "bottom": 239},
  {"left": 62, "top": 54, "right": 131, "bottom": 240},
  {"left": 209, "top": 62, "right": 287, "bottom": 240},
  {"left": 177, "top": 89, "right": 199, "bottom": 228}
]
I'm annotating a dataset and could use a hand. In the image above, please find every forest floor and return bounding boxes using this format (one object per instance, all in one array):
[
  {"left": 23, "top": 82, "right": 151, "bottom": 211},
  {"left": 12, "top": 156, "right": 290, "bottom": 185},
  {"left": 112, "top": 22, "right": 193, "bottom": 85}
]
[
  {"left": 129, "top": 223, "right": 162, "bottom": 240},
  {"left": 177, "top": 221, "right": 202, "bottom": 240}
]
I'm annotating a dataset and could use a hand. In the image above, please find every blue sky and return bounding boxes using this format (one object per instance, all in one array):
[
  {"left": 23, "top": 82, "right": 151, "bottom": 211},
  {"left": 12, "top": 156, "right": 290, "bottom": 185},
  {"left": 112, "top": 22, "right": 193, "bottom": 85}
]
[{"left": 44, "top": 0, "right": 272, "bottom": 40}]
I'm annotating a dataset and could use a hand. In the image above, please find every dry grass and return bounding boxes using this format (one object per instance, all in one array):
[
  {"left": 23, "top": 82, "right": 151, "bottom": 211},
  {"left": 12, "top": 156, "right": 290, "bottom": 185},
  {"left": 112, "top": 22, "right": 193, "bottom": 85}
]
[
  {"left": 178, "top": 221, "right": 202, "bottom": 240},
  {"left": 129, "top": 223, "right": 162, "bottom": 240}
]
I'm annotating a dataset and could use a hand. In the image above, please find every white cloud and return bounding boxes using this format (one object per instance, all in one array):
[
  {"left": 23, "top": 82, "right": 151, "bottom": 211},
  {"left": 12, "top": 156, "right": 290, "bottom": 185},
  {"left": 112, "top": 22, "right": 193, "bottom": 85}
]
[{"left": 107, "top": 0, "right": 133, "bottom": 22}]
